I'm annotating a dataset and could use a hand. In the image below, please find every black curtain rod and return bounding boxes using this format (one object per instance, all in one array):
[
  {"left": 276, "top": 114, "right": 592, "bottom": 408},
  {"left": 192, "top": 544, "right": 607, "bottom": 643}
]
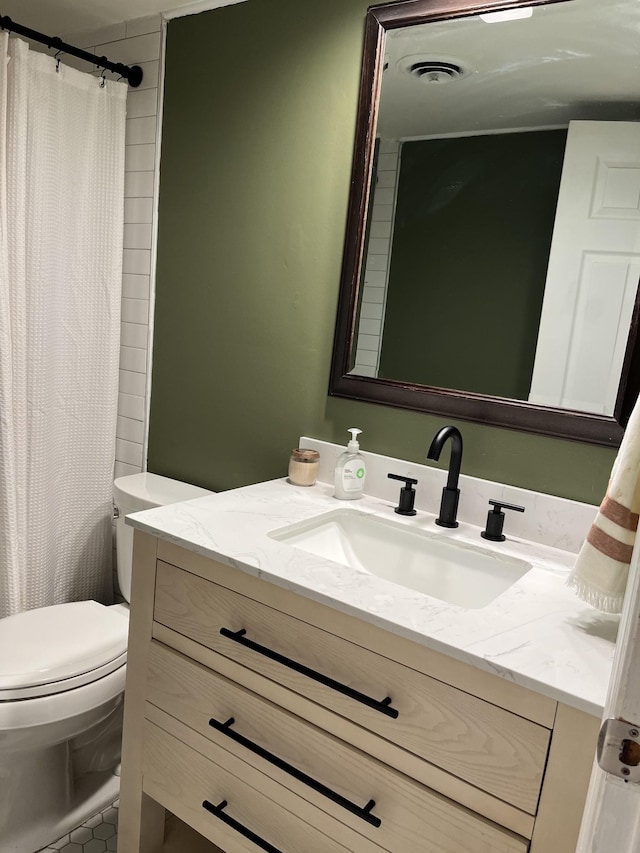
[{"left": 0, "top": 15, "right": 143, "bottom": 87}]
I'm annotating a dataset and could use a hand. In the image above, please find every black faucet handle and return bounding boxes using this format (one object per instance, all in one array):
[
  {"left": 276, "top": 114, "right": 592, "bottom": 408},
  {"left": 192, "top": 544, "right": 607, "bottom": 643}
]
[
  {"left": 388, "top": 473, "right": 418, "bottom": 486},
  {"left": 482, "top": 499, "right": 525, "bottom": 542},
  {"left": 387, "top": 473, "right": 418, "bottom": 516},
  {"left": 488, "top": 499, "right": 525, "bottom": 513}
]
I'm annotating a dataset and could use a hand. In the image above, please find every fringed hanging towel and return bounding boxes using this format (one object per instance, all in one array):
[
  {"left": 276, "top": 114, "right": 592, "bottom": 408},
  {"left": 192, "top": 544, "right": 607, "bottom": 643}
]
[{"left": 569, "top": 396, "right": 640, "bottom": 613}]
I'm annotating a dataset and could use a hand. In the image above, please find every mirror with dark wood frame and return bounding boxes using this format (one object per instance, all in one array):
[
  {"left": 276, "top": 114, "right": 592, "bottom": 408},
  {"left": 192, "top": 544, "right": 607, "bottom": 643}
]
[{"left": 329, "top": 0, "right": 640, "bottom": 446}]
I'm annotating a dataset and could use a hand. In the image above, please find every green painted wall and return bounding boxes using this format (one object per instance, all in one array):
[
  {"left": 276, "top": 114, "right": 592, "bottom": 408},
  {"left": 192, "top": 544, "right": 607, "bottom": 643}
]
[
  {"left": 147, "top": 0, "right": 616, "bottom": 504},
  {"left": 380, "top": 131, "right": 566, "bottom": 397}
]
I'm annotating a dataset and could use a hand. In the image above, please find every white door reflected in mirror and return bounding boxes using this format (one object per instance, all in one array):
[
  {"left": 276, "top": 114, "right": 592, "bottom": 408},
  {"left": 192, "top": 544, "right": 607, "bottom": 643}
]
[{"left": 529, "top": 120, "right": 640, "bottom": 415}]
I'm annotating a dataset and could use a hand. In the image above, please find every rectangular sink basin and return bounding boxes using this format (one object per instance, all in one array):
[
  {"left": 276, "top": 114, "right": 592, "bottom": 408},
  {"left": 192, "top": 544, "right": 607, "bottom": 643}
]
[{"left": 269, "top": 509, "right": 531, "bottom": 609}]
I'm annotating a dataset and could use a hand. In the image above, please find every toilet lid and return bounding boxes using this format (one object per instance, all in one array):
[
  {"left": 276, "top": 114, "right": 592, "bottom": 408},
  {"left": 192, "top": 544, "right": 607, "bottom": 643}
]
[{"left": 0, "top": 601, "right": 128, "bottom": 691}]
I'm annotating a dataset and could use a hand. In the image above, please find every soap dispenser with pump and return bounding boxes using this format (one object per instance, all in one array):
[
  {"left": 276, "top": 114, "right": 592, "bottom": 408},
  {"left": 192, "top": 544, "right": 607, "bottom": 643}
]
[{"left": 334, "top": 428, "right": 366, "bottom": 500}]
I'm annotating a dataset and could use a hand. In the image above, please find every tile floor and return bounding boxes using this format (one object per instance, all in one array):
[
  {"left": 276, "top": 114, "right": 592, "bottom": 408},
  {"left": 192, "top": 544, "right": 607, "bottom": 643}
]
[
  {"left": 39, "top": 799, "right": 119, "bottom": 853},
  {"left": 37, "top": 800, "right": 225, "bottom": 853}
]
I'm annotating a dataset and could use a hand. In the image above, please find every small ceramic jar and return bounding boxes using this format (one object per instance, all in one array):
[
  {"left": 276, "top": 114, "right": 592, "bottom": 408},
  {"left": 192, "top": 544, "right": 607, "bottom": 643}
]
[{"left": 287, "top": 448, "right": 320, "bottom": 487}]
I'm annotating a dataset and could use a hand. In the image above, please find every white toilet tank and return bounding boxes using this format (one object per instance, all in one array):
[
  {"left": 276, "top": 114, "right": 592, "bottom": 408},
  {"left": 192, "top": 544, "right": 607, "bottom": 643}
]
[{"left": 113, "top": 473, "right": 214, "bottom": 602}]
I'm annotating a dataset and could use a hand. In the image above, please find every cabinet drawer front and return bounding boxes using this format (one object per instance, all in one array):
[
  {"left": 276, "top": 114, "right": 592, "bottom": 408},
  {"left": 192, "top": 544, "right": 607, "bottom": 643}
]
[
  {"left": 154, "top": 561, "right": 550, "bottom": 814},
  {"left": 147, "top": 642, "right": 528, "bottom": 853},
  {"left": 143, "top": 720, "right": 351, "bottom": 853}
]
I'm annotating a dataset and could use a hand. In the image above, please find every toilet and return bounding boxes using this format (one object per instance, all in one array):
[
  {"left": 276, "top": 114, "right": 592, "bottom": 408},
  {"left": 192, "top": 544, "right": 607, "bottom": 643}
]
[{"left": 0, "top": 473, "right": 212, "bottom": 853}]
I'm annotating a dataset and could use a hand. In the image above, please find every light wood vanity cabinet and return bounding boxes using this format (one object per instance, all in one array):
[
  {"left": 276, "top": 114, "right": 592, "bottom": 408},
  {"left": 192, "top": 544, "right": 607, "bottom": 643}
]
[{"left": 119, "top": 532, "right": 600, "bottom": 853}]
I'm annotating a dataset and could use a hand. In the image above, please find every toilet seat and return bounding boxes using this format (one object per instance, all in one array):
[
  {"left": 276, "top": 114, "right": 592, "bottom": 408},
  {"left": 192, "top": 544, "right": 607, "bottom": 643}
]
[
  {"left": 0, "top": 663, "right": 126, "bottom": 735},
  {"left": 0, "top": 601, "right": 128, "bottom": 701}
]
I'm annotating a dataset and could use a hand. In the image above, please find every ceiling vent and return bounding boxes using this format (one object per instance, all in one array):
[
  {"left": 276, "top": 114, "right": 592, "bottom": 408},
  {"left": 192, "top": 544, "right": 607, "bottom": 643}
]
[{"left": 408, "top": 60, "right": 465, "bottom": 84}]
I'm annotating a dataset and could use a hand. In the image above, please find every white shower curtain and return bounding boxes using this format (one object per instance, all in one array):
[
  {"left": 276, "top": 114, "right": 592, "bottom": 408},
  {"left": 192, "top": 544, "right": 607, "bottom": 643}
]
[{"left": 0, "top": 35, "right": 127, "bottom": 617}]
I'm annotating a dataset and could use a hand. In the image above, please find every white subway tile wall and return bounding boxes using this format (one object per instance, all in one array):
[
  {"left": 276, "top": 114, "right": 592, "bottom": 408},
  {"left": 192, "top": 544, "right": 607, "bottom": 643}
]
[
  {"left": 352, "top": 140, "right": 400, "bottom": 377},
  {"left": 65, "top": 14, "right": 163, "bottom": 480}
]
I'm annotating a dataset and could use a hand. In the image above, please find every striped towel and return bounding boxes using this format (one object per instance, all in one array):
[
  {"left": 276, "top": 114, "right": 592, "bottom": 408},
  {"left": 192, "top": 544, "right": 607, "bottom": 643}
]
[{"left": 568, "top": 398, "right": 640, "bottom": 613}]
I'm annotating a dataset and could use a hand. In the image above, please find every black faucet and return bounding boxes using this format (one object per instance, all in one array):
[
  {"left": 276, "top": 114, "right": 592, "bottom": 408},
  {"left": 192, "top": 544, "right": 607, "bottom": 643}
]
[{"left": 427, "top": 425, "right": 463, "bottom": 528}]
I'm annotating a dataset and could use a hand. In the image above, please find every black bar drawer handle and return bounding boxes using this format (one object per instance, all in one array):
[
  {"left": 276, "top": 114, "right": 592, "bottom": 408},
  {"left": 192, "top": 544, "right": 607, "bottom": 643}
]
[
  {"left": 219, "top": 627, "right": 398, "bottom": 719},
  {"left": 210, "top": 716, "right": 381, "bottom": 828},
  {"left": 202, "top": 799, "right": 281, "bottom": 853}
]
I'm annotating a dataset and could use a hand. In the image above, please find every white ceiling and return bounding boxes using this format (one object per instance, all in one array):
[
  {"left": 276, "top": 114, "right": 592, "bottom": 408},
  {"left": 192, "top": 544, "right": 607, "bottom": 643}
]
[
  {"left": 379, "top": 0, "right": 640, "bottom": 137},
  {"left": 0, "top": 0, "right": 242, "bottom": 36}
]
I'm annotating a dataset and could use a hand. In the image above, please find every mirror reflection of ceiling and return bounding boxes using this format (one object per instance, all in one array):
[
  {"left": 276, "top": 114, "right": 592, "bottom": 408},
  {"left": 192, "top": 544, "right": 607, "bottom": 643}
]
[{"left": 379, "top": 0, "right": 640, "bottom": 139}]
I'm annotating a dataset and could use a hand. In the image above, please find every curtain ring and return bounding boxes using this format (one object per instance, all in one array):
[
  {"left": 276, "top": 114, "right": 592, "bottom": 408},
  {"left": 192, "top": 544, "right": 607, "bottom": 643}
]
[
  {"left": 49, "top": 36, "right": 64, "bottom": 72},
  {"left": 95, "top": 57, "right": 108, "bottom": 88}
]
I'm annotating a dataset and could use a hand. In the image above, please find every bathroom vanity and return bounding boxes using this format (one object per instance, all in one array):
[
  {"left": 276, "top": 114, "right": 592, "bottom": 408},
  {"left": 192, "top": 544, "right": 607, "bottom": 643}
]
[{"left": 118, "top": 442, "right": 614, "bottom": 853}]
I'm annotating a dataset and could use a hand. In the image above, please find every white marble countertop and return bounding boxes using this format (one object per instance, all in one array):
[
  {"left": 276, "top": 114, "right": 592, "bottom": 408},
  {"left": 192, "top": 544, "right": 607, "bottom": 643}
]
[{"left": 127, "top": 473, "right": 616, "bottom": 718}]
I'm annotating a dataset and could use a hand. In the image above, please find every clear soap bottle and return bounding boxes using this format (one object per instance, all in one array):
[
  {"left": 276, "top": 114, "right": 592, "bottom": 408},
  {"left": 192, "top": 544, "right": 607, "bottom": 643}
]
[{"left": 334, "top": 428, "right": 366, "bottom": 500}]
